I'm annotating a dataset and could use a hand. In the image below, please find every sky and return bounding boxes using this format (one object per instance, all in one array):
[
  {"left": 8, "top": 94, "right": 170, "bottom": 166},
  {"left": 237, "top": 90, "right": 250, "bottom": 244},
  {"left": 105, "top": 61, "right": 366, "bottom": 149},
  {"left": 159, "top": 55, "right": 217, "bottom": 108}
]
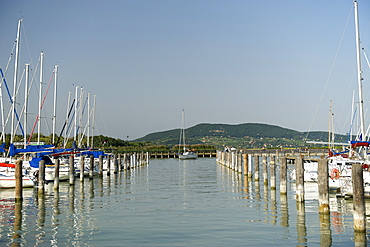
[{"left": 1, "top": 0, "right": 370, "bottom": 141}]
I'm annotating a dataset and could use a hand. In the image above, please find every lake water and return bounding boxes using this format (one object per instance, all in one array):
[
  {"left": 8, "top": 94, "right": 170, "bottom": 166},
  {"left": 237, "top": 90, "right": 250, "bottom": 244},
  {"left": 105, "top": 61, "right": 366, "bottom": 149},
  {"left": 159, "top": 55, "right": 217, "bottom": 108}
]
[{"left": 0, "top": 158, "right": 368, "bottom": 246}]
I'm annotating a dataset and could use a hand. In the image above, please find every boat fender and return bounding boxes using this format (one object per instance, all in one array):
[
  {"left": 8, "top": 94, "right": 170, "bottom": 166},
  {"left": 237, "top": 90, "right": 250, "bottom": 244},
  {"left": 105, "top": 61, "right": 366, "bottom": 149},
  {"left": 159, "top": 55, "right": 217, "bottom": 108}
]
[
  {"left": 330, "top": 168, "right": 340, "bottom": 179},
  {"left": 362, "top": 164, "right": 369, "bottom": 171}
]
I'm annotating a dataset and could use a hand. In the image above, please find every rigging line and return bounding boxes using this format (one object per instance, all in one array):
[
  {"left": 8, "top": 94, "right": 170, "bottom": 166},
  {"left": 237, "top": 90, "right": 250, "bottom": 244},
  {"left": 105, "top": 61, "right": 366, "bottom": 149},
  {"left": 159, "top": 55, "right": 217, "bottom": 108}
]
[
  {"left": 78, "top": 96, "right": 89, "bottom": 144},
  {"left": 21, "top": 22, "right": 35, "bottom": 72},
  {"left": 4, "top": 40, "right": 16, "bottom": 74},
  {"left": 303, "top": 5, "right": 353, "bottom": 144},
  {"left": 27, "top": 71, "right": 55, "bottom": 143},
  {"left": 0, "top": 68, "right": 24, "bottom": 136},
  {"left": 56, "top": 99, "right": 75, "bottom": 146}
]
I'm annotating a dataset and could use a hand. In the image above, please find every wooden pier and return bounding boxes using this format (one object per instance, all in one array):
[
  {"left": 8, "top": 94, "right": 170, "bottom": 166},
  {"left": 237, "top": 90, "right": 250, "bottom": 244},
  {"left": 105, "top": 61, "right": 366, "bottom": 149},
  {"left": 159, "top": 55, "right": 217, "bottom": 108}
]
[{"left": 216, "top": 149, "right": 367, "bottom": 233}]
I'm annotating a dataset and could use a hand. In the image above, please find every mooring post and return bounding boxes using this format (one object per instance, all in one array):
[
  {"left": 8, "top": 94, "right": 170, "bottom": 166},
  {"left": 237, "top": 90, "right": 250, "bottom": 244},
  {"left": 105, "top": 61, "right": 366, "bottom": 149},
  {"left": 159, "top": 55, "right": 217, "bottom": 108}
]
[
  {"left": 352, "top": 163, "right": 366, "bottom": 232},
  {"left": 243, "top": 153, "right": 248, "bottom": 178},
  {"left": 38, "top": 160, "right": 45, "bottom": 194},
  {"left": 69, "top": 155, "right": 74, "bottom": 185},
  {"left": 248, "top": 154, "right": 253, "bottom": 178},
  {"left": 118, "top": 154, "right": 122, "bottom": 171},
  {"left": 99, "top": 155, "right": 103, "bottom": 177},
  {"left": 80, "top": 155, "right": 85, "bottom": 182},
  {"left": 113, "top": 154, "right": 118, "bottom": 174},
  {"left": 54, "top": 158, "right": 60, "bottom": 190},
  {"left": 270, "top": 156, "right": 276, "bottom": 190},
  {"left": 254, "top": 155, "right": 259, "bottom": 181},
  {"left": 89, "top": 154, "right": 94, "bottom": 179},
  {"left": 295, "top": 157, "right": 305, "bottom": 202},
  {"left": 262, "top": 155, "right": 268, "bottom": 185},
  {"left": 280, "top": 157, "right": 287, "bottom": 195},
  {"left": 15, "top": 160, "right": 23, "bottom": 203},
  {"left": 237, "top": 153, "right": 242, "bottom": 173},
  {"left": 123, "top": 153, "right": 127, "bottom": 170},
  {"left": 107, "top": 155, "right": 111, "bottom": 176},
  {"left": 318, "top": 158, "right": 329, "bottom": 214}
]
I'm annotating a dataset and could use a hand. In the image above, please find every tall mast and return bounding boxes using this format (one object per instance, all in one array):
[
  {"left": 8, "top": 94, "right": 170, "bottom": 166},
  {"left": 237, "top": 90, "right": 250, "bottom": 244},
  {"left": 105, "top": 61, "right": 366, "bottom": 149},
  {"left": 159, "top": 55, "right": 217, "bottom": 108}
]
[
  {"left": 24, "top": 63, "right": 30, "bottom": 148},
  {"left": 87, "top": 93, "right": 90, "bottom": 147},
  {"left": 182, "top": 109, "right": 186, "bottom": 153},
  {"left": 354, "top": 1, "right": 365, "bottom": 142},
  {"left": 74, "top": 86, "right": 79, "bottom": 144},
  {"left": 91, "top": 95, "right": 96, "bottom": 148},
  {"left": 52, "top": 65, "right": 58, "bottom": 144},
  {"left": 63, "top": 92, "right": 71, "bottom": 148},
  {"left": 37, "top": 51, "right": 44, "bottom": 144},
  {"left": 10, "top": 19, "right": 22, "bottom": 145}
]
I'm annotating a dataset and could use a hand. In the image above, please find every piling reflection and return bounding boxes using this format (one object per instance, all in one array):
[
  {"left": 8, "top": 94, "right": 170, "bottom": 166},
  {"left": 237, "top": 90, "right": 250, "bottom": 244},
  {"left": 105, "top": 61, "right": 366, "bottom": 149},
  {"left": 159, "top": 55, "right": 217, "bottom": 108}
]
[
  {"left": 354, "top": 231, "right": 367, "bottom": 247},
  {"left": 36, "top": 193, "right": 46, "bottom": 245},
  {"left": 11, "top": 202, "right": 22, "bottom": 247},
  {"left": 270, "top": 188, "right": 277, "bottom": 225},
  {"left": 280, "top": 193, "right": 289, "bottom": 227},
  {"left": 319, "top": 213, "right": 332, "bottom": 247},
  {"left": 296, "top": 202, "right": 307, "bottom": 244}
]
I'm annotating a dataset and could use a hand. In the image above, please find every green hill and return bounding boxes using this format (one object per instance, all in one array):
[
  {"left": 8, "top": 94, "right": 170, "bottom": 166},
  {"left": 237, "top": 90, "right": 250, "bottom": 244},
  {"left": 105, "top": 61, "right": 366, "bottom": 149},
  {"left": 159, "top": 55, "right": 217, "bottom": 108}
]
[{"left": 133, "top": 123, "right": 348, "bottom": 149}]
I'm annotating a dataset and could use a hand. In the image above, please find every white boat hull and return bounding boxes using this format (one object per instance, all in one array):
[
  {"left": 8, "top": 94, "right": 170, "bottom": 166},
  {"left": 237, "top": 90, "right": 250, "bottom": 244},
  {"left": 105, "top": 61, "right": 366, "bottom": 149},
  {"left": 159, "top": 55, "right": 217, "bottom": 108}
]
[
  {"left": 178, "top": 152, "right": 198, "bottom": 160},
  {"left": 0, "top": 173, "right": 35, "bottom": 188}
]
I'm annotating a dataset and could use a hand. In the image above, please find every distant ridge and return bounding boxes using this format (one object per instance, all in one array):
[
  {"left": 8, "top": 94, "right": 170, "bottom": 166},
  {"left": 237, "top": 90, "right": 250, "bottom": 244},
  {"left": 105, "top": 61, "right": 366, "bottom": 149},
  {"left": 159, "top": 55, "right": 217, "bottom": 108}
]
[{"left": 133, "top": 123, "right": 347, "bottom": 147}]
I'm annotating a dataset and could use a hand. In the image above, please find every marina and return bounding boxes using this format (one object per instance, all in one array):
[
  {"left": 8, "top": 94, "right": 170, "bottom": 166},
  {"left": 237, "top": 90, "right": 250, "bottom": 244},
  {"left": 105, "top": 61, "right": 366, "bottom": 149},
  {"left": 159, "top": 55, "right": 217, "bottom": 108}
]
[{"left": 0, "top": 157, "right": 369, "bottom": 246}]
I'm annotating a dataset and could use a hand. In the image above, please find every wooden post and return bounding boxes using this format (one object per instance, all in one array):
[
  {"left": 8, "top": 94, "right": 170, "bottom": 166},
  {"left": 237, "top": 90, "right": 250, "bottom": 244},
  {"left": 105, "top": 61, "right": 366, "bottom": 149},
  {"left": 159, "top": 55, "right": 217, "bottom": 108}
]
[
  {"left": 38, "top": 160, "right": 45, "bottom": 194},
  {"left": 318, "top": 159, "right": 329, "bottom": 214},
  {"left": 118, "top": 154, "right": 122, "bottom": 171},
  {"left": 270, "top": 156, "right": 276, "bottom": 190},
  {"left": 89, "top": 154, "right": 94, "bottom": 179},
  {"left": 352, "top": 163, "right": 366, "bottom": 232},
  {"left": 79, "top": 155, "right": 84, "bottom": 182},
  {"left": 237, "top": 153, "right": 242, "bottom": 173},
  {"left": 248, "top": 154, "right": 253, "bottom": 178},
  {"left": 123, "top": 153, "right": 127, "bottom": 170},
  {"left": 99, "top": 155, "right": 103, "bottom": 177},
  {"left": 107, "top": 155, "right": 111, "bottom": 176},
  {"left": 54, "top": 158, "right": 60, "bottom": 190},
  {"left": 295, "top": 157, "right": 305, "bottom": 202},
  {"left": 254, "top": 155, "right": 259, "bottom": 181},
  {"left": 113, "top": 154, "right": 118, "bottom": 174},
  {"left": 262, "top": 155, "right": 268, "bottom": 185},
  {"left": 15, "top": 160, "right": 23, "bottom": 203},
  {"left": 243, "top": 154, "right": 248, "bottom": 178},
  {"left": 280, "top": 157, "right": 287, "bottom": 195},
  {"left": 114, "top": 154, "right": 118, "bottom": 174},
  {"left": 69, "top": 155, "right": 74, "bottom": 185}
]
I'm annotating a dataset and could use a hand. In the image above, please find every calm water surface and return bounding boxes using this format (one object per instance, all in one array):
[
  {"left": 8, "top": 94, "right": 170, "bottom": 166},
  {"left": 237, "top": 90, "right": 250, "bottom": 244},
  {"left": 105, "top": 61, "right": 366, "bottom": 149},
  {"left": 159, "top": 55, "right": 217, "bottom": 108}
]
[{"left": 0, "top": 158, "right": 368, "bottom": 246}]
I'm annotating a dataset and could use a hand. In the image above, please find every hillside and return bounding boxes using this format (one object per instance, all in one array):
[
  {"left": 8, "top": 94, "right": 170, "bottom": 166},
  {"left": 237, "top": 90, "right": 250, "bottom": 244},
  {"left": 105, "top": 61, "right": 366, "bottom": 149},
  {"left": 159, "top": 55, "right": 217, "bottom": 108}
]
[{"left": 133, "top": 123, "right": 348, "bottom": 149}]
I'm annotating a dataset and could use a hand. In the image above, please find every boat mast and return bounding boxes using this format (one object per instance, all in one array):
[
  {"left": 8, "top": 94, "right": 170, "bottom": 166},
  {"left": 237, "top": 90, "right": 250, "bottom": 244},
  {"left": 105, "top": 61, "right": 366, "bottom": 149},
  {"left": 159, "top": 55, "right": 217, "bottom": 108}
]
[
  {"left": 182, "top": 109, "right": 186, "bottom": 153},
  {"left": 24, "top": 63, "right": 29, "bottom": 149},
  {"left": 354, "top": 1, "right": 367, "bottom": 159},
  {"left": 74, "top": 85, "right": 79, "bottom": 145},
  {"left": 354, "top": 1, "right": 365, "bottom": 141},
  {"left": 37, "top": 51, "right": 44, "bottom": 145},
  {"left": 91, "top": 95, "right": 96, "bottom": 148},
  {"left": 10, "top": 19, "right": 22, "bottom": 145},
  {"left": 87, "top": 93, "right": 90, "bottom": 147},
  {"left": 52, "top": 65, "right": 58, "bottom": 145}
]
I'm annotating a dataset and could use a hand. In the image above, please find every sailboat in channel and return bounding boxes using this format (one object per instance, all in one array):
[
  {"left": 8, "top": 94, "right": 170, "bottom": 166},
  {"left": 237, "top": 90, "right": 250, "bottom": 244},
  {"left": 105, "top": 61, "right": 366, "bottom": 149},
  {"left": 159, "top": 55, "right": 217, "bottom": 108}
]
[{"left": 177, "top": 109, "right": 197, "bottom": 160}]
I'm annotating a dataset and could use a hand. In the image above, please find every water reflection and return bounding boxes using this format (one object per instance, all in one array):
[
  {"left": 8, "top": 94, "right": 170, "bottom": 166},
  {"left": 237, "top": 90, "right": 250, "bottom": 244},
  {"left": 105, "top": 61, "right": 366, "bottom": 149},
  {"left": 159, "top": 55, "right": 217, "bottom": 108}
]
[
  {"left": 1, "top": 158, "right": 370, "bottom": 246},
  {"left": 11, "top": 202, "right": 22, "bottom": 247},
  {"left": 296, "top": 202, "right": 307, "bottom": 244}
]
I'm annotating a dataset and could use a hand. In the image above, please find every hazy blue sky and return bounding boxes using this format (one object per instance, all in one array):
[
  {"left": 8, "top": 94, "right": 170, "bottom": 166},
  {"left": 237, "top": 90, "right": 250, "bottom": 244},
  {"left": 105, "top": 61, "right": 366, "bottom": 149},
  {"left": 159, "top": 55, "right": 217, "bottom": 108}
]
[{"left": 1, "top": 0, "right": 370, "bottom": 140}]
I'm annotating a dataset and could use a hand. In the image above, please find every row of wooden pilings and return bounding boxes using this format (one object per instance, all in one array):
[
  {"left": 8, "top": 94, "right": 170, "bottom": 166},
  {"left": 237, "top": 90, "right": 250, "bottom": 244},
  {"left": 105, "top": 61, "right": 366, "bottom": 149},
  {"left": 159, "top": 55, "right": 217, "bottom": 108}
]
[
  {"left": 216, "top": 150, "right": 367, "bottom": 233},
  {"left": 14, "top": 152, "right": 149, "bottom": 202}
]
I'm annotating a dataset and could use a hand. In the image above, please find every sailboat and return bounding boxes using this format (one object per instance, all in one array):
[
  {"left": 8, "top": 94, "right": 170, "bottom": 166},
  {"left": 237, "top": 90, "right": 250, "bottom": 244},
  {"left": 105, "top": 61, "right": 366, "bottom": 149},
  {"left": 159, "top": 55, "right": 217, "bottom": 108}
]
[
  {"left": 177, "top": 109, "right": 197, "bottom": 160},
  {"left": 325, "top": 0, "right": 370, "bottom": 196}
]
